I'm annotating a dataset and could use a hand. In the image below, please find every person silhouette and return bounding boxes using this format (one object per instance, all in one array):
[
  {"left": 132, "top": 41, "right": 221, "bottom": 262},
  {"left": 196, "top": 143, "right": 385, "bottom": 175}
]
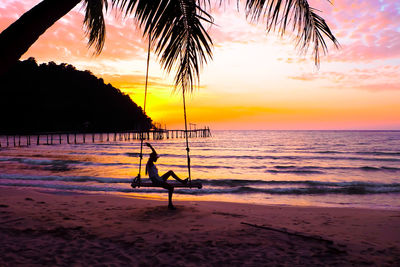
[{"left": 144, "top": 142, "right": 188, "bottom": 209}]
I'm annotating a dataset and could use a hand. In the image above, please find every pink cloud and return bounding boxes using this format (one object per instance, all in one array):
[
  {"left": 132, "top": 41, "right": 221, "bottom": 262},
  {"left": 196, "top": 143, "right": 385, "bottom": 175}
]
[
  {"left": 290, "top": 64, "right": 400, "bottom": 91},
  {"left": 0, "top": 1, "right": 41, "bottom": 30},
  {"left": 313, "top": 0, "right": 400, "bottom": 62},
  {"left": 288, "top": 72, "right": 320, "bottom": 81},
  {"left": 353, "top": 83, "right": 400, "bottom": 92}
]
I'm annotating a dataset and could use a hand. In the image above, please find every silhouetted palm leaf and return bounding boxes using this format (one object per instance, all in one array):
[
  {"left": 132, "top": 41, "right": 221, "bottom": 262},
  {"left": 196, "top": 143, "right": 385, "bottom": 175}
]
[
  {"left": 244, "top": 0, "right": 339, "bottom": 66},
  {"left": 83, "top": 0, "right": 108, "bottom": 54}
]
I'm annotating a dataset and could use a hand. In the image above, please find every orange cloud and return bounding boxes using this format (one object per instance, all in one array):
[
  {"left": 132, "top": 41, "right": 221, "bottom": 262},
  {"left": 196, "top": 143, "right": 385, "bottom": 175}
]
[{"left": 319, "top": 0, "right": 400, "bottom": 62}]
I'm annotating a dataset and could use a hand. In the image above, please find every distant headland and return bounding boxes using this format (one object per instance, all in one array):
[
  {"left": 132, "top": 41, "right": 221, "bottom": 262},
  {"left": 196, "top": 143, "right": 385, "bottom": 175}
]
[{"left": 0, "top": 57, "right": 152, "bottom": 134}]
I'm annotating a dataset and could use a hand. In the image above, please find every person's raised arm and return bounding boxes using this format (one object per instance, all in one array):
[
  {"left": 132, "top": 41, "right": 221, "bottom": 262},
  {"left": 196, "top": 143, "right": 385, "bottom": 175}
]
[{"left": 145, "top": 142, "right": 157, "bottom": 154}]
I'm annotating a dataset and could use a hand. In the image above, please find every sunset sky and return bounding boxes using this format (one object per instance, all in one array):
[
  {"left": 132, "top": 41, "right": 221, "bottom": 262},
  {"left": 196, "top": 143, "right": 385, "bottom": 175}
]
[{"left": 1, "top": 0, "right": 400, "bottom": 130}]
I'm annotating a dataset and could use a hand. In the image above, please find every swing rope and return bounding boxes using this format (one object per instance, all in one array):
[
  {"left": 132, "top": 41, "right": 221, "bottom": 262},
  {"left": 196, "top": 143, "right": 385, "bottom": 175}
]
[
  {"left": 136, "top": 31, "right": 151, "bottom": 183},
  {"left": 182, "top": 89, "right": 192, "bottom": 185}
]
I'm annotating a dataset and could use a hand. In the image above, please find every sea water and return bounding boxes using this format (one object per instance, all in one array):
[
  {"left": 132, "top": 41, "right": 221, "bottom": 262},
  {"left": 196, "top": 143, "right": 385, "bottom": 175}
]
[{"left": 0, "top": 130, "right": 399, "bottom": 210}]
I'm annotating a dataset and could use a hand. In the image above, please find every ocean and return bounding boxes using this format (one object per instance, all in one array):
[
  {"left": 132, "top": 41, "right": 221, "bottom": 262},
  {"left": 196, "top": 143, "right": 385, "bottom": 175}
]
[{"left": 0, "top": 130, "right": 399, "bottom": 210}]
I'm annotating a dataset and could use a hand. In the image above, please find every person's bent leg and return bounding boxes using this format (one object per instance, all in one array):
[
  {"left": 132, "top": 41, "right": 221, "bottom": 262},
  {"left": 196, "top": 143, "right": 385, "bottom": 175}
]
[{"left": 161, "top": 170, "right": 188, "bottom": 184}]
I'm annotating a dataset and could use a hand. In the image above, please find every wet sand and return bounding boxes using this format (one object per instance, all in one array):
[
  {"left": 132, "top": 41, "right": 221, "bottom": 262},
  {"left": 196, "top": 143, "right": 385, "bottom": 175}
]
[{"left": 0, "top": 186, "right": 399, "bottom": 266}]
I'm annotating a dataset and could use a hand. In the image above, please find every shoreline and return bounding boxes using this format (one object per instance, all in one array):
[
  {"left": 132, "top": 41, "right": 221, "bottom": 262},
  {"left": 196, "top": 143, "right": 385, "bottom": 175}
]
[
  {"left": 2, "top": 183, "right": 400, "bottom": 211},
  {"left": 1, "top": 186, "right": 399, "bottom": 266}
]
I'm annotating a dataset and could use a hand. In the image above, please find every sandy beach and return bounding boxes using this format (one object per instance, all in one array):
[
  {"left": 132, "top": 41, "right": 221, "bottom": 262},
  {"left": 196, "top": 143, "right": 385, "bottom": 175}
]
[{"left": 0, "top": 186, "right": 399, "bottom": 266}]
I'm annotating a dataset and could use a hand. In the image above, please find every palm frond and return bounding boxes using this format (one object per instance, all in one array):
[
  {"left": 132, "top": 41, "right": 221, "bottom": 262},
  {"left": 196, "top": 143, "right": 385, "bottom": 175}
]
[
  {"left": 112, "top": 0, "right": 213, "bottom": 93},
  {"left": 244, "top": 0, "right": 339, "bottom": 66},
  {"left": 83, "top": 0, "right": 108, "bottom": 55}
]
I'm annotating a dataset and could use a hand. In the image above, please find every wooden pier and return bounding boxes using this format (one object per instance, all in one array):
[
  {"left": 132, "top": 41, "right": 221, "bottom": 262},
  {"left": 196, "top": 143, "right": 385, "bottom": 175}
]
[{"left": 0, "top": 127, "right": 212, "bottom": 148}]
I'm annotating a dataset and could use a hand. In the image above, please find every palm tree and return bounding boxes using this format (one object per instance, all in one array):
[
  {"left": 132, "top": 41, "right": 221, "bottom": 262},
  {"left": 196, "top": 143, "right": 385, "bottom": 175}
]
[{"left": 0, "top": 0, "right": 338, "bottom": 92}]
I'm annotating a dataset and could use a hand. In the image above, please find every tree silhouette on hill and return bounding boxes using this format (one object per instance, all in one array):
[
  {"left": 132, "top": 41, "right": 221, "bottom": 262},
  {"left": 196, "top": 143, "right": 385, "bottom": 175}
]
[{"left": 0, "top": 57, "right": 152, "bottom": 134}]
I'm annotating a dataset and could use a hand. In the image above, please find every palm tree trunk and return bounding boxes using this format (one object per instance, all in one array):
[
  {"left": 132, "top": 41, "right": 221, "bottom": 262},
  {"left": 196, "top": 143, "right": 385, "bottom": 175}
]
[{"left": 0, "top": 0, "right": 81, "bottom": 77}]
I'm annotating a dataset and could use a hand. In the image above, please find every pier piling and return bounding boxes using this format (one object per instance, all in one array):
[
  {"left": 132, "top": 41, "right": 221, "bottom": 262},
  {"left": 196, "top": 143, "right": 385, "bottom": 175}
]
[{"left": 0, "top": 127, "right": 211, "bottom": 147}]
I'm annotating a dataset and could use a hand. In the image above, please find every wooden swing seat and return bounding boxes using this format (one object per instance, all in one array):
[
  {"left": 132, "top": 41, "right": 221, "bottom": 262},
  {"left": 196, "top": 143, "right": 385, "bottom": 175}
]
[{"left": 131, "top": 178, "right": 202, "bottom": 189}]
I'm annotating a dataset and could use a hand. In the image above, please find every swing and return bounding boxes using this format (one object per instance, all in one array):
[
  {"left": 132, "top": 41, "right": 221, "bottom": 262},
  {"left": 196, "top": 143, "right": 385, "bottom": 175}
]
[{"left": 130, "top": 31, "right": 202, "bottom": 190}]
